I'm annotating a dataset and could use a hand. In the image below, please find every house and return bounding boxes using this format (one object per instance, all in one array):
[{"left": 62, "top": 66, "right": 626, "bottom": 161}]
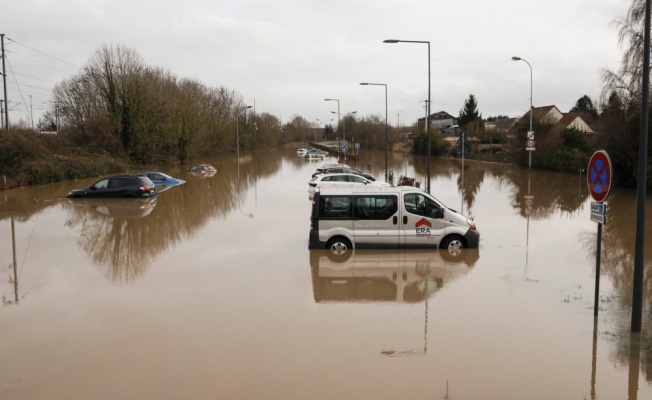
[
  {"left": 417, "top": 111, "right": 456, "bottom": 132},
  {"left": 508, "top": 105, "right": 595, "bottom": 137},
  {"left": 484, "top": 118, "right": 518, "bottom": 134}
]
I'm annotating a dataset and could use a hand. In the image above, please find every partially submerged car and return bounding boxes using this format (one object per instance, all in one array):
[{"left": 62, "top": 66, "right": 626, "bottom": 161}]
[
  {"left": 137, "top": 172, "right": 185, "bottom": 192},
  {"left": 67, "top": 175, "right": 157, "bottom": 198},
  {"left": 188, "top": 164, "right": 217, "bottom": 177}
]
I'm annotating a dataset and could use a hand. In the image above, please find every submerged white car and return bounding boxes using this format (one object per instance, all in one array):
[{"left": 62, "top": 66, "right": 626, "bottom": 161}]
[{"left": 308, "top": 173, "right": 389, "bottom": 192}]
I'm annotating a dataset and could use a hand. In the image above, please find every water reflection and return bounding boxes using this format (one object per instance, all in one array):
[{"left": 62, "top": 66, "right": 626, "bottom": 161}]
[
  {"left": 309, "top": 248, "right": 478, "bottom": 303},
  {"left": 67, "top": 197, "right": 158, "bottom": 218}
]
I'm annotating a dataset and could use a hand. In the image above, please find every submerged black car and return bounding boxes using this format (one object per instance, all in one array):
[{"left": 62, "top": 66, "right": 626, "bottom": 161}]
[{"left": 67, "top": 175, "right": 158, "bottom": 198}]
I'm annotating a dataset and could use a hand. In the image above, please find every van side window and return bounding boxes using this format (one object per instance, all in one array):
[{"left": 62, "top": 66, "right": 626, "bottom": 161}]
[
  {"left": 354, "top": 195, "right": 398, "bottom": 220},
  {"left": 319, "top": 195, "right": 352, "bottom": 219}
]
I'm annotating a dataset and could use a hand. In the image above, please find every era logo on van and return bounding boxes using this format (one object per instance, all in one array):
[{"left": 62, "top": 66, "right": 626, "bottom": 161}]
[{"left": 415, "top": 218, "right": 432, "bottom": 236}]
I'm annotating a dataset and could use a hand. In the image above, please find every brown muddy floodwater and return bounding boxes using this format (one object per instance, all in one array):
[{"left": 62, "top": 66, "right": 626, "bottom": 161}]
[{"left": 1, "top": 147, "right": 651, "bottom": 399}]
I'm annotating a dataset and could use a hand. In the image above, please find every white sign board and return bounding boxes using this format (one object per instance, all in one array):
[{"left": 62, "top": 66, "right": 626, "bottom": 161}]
[{"left": 590, "top": 212, "right": 606, "bottom": 224}]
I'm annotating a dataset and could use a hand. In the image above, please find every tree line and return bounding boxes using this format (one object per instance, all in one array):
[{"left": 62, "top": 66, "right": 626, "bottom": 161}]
[{"left": 35, "top": 43, "right": 405, "bottom": 165}]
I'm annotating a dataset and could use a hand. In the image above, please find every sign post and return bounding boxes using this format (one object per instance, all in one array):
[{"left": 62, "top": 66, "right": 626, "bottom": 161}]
[{"left": 587, "top": 150, "right": 612, "bottom": 316}]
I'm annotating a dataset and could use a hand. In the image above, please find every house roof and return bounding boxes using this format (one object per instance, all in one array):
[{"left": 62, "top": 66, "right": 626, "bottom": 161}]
[
  {"left": 526, "top": 105, "right": 561, "bottom": 124},
  {"left": 488, "top": 118, "right": 518, "bottom": 132},
  {"left": 418, "top": 111, "right": 455, "bottom": 121},
  {"left": 553, "top": 113, "right": 595, "bottom": 133}
]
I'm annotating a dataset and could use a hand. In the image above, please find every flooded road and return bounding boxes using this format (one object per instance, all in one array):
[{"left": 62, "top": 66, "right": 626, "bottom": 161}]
[{"left": 1, "top": 147, "right": 651, "bottom": 399}]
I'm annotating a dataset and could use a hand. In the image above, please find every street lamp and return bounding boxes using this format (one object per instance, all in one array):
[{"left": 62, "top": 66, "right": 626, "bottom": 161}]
[
  {"left": 360, "top": 82, "right": 388, "bottom": 182},
  {"left": 512, "top": 56, "right": 533, "bottom": 170},
  {"left": 331, "top": 110, "right": 356, "bottom": 145},
  {"left": 236, "top": 105, "right": 252, "bottom": 160},
  {"left": 385, "top": 39, "right": 431, "bottom": 193},
  {"left": 316, "top": 118, "right": 333, "bottom": 141},
  {"left": 324, "top": 98, "right": 341, "bottom": 141}
]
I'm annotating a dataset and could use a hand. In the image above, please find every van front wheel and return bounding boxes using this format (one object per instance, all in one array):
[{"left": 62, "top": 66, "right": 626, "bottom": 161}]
[
  {"left": 440, "top": 235, "right": 465, "bottom": 260},
  {"left": 326, "top": 237, "right": 352, "bottom": 261}
]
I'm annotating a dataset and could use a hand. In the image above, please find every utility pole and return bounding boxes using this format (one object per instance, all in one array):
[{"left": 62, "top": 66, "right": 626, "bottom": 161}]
[
  {"left": 420, "top": 99, "right": 429, "bottom": 132},
  {"left": 28, "top": 95, "right": 33, "bottom": 129},
  {"left": 55, "top": 101, "right": 60, "bottom": 134},
  {"left": 1, "top": 34, "right": 9, "bottom": 130}
]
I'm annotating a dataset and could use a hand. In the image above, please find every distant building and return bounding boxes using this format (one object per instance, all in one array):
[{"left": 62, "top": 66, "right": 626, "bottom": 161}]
[
  {"left": 484, "top": 118, "right": 518, "bottom": 134},
  {"left": 417, "top": 111, "right": 456, "bottom": 132}
]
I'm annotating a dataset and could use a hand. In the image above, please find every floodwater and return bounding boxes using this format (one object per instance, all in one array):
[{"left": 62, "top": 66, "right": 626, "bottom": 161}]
[{"left": 1, "top": 147, "right": 651, "bottom": 400}]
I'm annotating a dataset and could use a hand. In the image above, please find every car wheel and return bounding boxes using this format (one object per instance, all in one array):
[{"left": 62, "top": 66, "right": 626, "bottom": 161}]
[
  {"left": 326, "top": 237, "right": 352, "bottom": 261},
  {"left": 440, "top": 235, "right": 465, "bottom": 261}
]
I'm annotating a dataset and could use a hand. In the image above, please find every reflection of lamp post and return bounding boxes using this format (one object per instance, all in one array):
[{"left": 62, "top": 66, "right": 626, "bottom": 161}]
[
  {"left": 512, "top": 56, "right": 533, "bottom": 170},
  {"left": 236, "top": 105, "right": 252, "bottom": 160},
  {"left": 524, "top": 172, "right": 534, "bottom": 274},
  {"left": 385, "top": 39, "right": 431, "bottom": 193},
  {"left": 360, "top": 82, "right": 388, "bottom": 181},
  {"left": 324, "top": 98, "right": 341, "bottom": 141}
]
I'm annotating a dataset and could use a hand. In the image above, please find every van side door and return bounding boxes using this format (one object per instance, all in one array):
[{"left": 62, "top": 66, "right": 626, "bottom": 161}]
[
  {"left": 400, "top": 192, "right": 446, "bottom": 248},
  {"left": 352, "top": 194, "right": 400, "bottom": 248}
]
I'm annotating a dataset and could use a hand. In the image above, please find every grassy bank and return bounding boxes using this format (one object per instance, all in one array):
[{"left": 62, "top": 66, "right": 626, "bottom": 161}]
[{"left": 0, "top": 129, "right": 129, "bottom": 190}]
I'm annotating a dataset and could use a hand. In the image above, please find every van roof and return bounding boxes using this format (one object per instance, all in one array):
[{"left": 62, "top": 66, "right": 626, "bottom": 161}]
[{"left": 315, "top": 186, "right": 425, "bottom": 194}]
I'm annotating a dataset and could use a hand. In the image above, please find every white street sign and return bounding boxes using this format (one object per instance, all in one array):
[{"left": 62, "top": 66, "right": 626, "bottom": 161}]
[{"left": 590, "top": 212, "right": 606, "bottom": 224}]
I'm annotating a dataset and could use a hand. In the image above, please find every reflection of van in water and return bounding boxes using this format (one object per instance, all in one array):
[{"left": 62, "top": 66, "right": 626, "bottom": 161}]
[
  {"left": 309, "top": 248, "right": 478, "bottom": 303},
  {"left": 308, "top": 187, "right": 479, "bottom": 258}
]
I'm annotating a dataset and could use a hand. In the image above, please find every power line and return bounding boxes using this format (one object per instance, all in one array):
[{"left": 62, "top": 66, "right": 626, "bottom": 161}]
[
  {"left": 6, "top": 49, "right": 77, "bottom": 76},
  {"left": 6, "top": 37, "right": 81, "bottom": 70},
  {"left": 5, "top": 56, "right": 33, "bottom": 127}
]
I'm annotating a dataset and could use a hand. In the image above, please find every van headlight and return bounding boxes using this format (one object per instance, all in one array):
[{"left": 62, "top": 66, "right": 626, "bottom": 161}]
[{"left": 467, "top": 217, "right": 476, "bottom": 230}]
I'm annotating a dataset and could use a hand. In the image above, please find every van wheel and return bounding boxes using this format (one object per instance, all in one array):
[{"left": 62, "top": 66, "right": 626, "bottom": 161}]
[
  {"left": 440, "top": 235, "right": 465, "bottom": 261},
  {"left": 326, "top": 237, "right": 352, "bottom": 261}
]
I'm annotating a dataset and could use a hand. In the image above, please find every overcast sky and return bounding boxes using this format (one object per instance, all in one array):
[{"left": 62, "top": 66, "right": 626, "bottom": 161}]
[{"left": 3, "top": 0, "right": 630, "bottom": 129}]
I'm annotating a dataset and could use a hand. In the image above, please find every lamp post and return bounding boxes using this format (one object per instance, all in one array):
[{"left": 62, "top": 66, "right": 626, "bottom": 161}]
[
  {"left": 316, "top": 118, "right": 333, "bottom": 141},
  {"left": 236, "top": 105, "right": 252, "bottom": 160},
  {"left": 385, "top": 39, "right": 431, "bottom": 193},
  {"left": 331, "top": 110, "right": 356, "bottom": 144},
  {"left": 360, "top": 82, "right": 388, "bottom": 182},
  {"left": 512, "top": 56, "right": 533, "bottom": 170},
  {"left": 324, "top": 98, "right": 341, "bottom": 141}
]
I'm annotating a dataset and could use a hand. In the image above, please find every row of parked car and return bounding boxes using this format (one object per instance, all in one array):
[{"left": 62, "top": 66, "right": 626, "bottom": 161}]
[{"left": 308, "top": 163, "right": 389, "bottom": 193}]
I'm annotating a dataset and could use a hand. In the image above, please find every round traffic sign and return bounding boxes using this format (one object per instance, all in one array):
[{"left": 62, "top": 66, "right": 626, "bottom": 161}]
[
  {"left": 587, "top": 150, "right": 612, "bottom": 202},
  {"left": 341, "top": 145, "right": 348, "bottom": 152},
  {"left": 526, "top": 139, "right": 535, "bottom": 147}
]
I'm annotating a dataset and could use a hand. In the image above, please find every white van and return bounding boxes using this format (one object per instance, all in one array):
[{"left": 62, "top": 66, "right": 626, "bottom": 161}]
[{"left": 308, "top": 186, "right": 479, "bottom": 258}]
